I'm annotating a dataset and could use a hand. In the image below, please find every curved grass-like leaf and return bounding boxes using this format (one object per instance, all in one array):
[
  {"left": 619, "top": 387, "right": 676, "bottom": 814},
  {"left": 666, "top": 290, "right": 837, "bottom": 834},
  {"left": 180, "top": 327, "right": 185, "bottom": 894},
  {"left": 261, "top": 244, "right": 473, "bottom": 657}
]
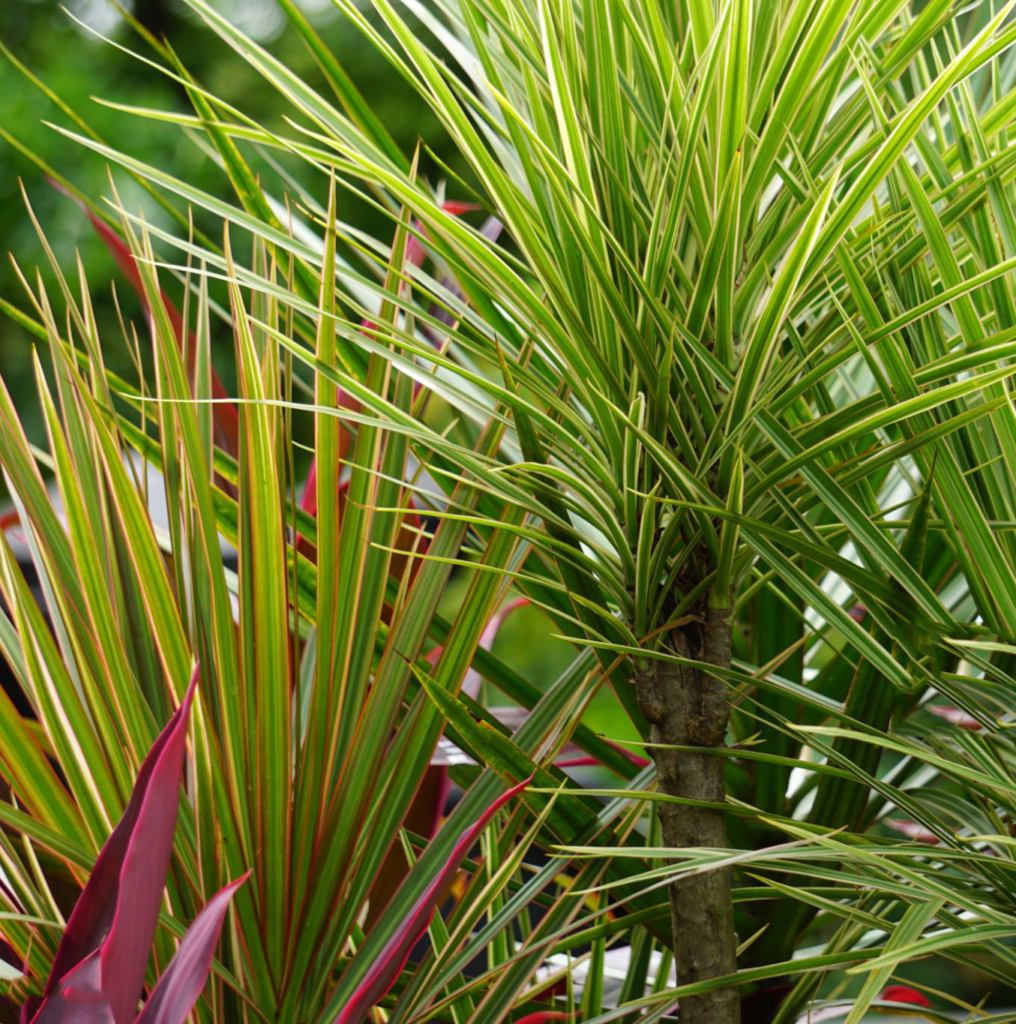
[{"left": 334, "top": 776, "right": 531, "bottom": 1024}]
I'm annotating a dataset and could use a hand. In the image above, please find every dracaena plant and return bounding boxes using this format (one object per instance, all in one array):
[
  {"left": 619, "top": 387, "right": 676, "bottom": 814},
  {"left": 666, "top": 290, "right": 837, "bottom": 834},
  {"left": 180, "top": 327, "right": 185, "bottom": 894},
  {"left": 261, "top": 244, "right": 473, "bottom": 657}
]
[
  {"left": 8, "top": 0, "right": 1016, "bottom": 1023},
  {"left": 0, "top": 180, "right": 661, "bottom": 1023}
]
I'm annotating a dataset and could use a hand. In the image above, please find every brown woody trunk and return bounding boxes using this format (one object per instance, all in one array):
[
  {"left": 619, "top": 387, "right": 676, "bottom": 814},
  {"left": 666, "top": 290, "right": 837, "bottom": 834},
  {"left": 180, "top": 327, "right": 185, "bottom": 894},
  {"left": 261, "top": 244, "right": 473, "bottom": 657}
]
[{"left": 635, "top": 607, "right": 739, "bottom": 1024}]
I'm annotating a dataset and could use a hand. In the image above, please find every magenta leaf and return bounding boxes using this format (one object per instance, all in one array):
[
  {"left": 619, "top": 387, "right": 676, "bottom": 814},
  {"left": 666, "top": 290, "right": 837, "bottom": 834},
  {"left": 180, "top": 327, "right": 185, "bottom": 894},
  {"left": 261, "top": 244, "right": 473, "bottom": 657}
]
[
  {"left": 30, "top": 670, "right": 199, "bottom": 1024},
  {"left": 47, "top": 951, "right": 114, "bottom": 1023},
  {"left": 513, "top": 1014, "right": 571, "bottom": 1023},
  {"left": 134, "top": 872, "right": 250, "bottom": 1024},
  {"left": 335, "top": 776, "right": 531, "bottom": 1024}
]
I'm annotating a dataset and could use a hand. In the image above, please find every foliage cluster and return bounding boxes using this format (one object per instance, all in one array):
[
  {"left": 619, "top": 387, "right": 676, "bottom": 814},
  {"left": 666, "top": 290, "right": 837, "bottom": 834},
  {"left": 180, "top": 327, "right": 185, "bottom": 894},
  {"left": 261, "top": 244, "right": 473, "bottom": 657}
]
[{"left": 5, "top": 2, "right": 1016, "bottom": 1023}]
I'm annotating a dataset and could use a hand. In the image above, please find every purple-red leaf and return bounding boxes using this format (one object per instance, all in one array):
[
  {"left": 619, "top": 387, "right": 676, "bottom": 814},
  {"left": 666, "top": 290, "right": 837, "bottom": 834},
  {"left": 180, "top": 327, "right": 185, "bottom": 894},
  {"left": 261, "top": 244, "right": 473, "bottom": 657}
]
[
  {"left": 134, "top": 872, "right": 250, "bottom": 1024},
  {"left": 336, "top": 777, "right": 531, "bottom": 1024},
  {"left": 47, "top": 951, "right": 114, "bottom": 1022},
  {"left": 30, "top": 671, "right": 198, "bottom": 1024}
]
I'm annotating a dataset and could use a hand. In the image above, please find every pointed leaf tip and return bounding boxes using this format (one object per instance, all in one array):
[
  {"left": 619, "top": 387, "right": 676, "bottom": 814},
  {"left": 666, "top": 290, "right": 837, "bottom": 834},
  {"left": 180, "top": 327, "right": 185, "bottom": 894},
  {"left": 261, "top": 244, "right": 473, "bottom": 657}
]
[
  {"left": 334, "top": 777, "right": 530, "bottom": 1024},
  {"left": 46, "top": 180, "right": 239, "bottom": 455},
  {"left": 135, "top": 872, "right": 250, "bottom": 1024},
  {"left": 29, "top": 670, "right": 199, "bottom": 1024}
]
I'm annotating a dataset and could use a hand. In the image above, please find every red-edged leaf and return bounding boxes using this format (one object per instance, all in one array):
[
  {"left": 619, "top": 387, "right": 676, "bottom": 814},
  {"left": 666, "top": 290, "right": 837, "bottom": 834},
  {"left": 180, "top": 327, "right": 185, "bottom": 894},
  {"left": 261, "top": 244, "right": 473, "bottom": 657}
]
[
  {"left": 336, "top": 777, "right": 531, "bottom": 1024},
  {"left": 134, "top": 872, "right": 250, "bottom": 1024},
  {"left": 299, "top": 199, "right": 488, "bottom": 525},
  {"left": 298, "top": 478, "right": 424, "bottom": 618},
  {"left": 364, "top": 595, "right": 525, "bottom": 922},
  {"left": 881, "top": 985, "right": 932, "bottom": 1007},
  {"left": 30, "top": 670, "right": 199, "bottom": 1024},
  {"left": 298, "top": 389, "right": 368, "bottom": 517},
  {"left": 48, "top": 181, "right": 239, "bottom": 457},
  {"left": 513, "top": 1015, "right": 571, "bottom": 1023}
]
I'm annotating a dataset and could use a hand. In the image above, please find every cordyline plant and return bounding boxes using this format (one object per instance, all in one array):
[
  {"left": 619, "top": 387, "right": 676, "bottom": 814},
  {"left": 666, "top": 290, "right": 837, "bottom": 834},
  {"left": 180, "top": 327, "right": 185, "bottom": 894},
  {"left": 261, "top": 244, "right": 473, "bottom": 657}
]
[
  {"left": 0, "top": 173, "right": 648, "bottom": 1020},
  {"left": 8, "top": 0, "right": 1016, "bottom": 1022},
  {"left": 24, "top": 671, "right": 251, "bottom": 1024}
]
